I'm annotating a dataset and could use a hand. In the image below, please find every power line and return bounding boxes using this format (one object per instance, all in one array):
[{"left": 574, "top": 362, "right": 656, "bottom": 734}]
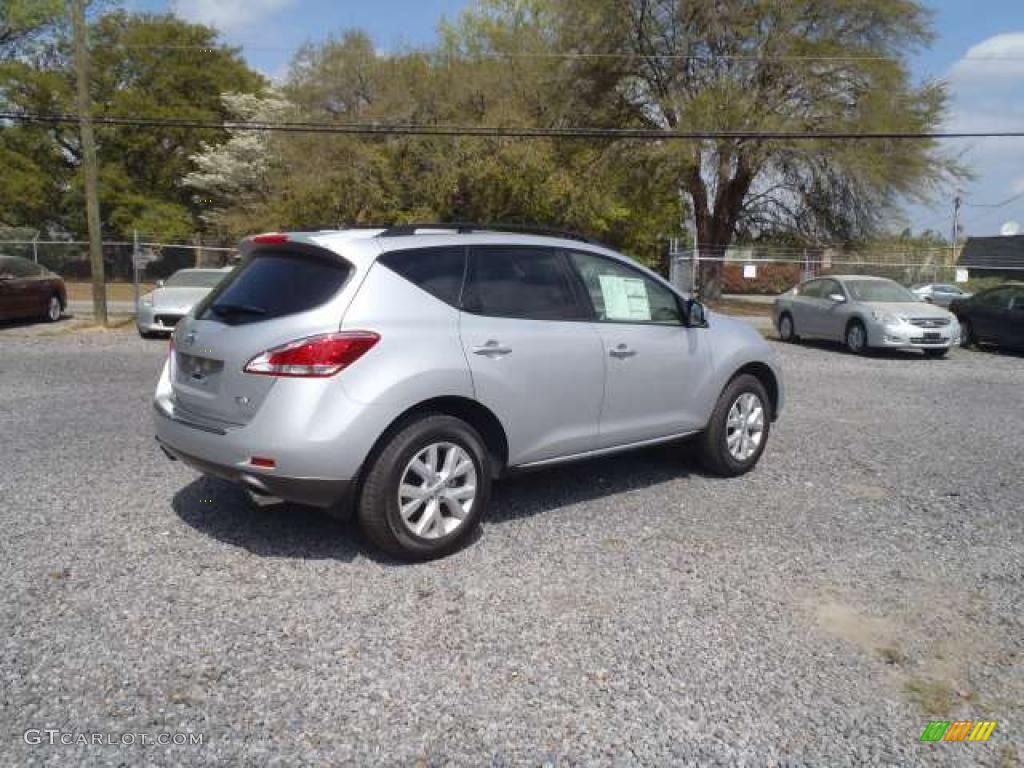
[
  {"left": 966, "top": 190, "right": 1024, "bottom": 208},
  {"left": 4, "top": 111, "right": 1024, "bottom": 140},
  {"left": 102, "top": 43, "right": 1024, "bottom": 64}
]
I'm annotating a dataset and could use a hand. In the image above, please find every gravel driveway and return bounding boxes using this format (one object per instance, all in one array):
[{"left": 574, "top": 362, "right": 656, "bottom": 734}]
[{"left": 1, "top": 326, "right": 1021, "bottom": 766}]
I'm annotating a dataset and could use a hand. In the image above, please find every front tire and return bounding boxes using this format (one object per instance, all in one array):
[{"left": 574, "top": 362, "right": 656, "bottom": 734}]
[
  {"left": 357, "top": 414, "right": 491, "bottom": 560},
  {"left": 959, "top": 319, "right": 974, "bottom": 348},
  {"left": 699, "top": 374, "right": 771, "bottom": 477},
  {"left": 845, "top": 320, "right": 869, "bottom": 355},
  {"left": 45, "top": 294, "right": 62, "bottom": 323},
  {"left": 778, "top": 313, "right": 798, "bottom": 342}
]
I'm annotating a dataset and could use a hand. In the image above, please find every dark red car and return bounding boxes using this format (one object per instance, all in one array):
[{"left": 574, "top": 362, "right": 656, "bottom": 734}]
[{"left": 0, "top": 254, "right": 67, "bottom": 323}]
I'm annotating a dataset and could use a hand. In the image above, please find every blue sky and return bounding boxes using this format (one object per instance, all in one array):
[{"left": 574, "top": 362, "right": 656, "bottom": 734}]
[{"left": 128, "top": 0, "right": 1024, "bottom": 238}]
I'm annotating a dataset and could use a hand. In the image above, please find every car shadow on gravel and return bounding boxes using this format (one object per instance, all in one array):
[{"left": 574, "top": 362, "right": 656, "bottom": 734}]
[
  {"left": 782, "top": 338, "right": 952, "bottom": 360},
  {"left": 172, "top": 442, "right": 700, "bottom": 563}
]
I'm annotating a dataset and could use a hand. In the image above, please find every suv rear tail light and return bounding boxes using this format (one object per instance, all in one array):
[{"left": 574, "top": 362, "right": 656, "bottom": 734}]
[{"left": 243, "top": 331, "right": 380, "bottom": 378}]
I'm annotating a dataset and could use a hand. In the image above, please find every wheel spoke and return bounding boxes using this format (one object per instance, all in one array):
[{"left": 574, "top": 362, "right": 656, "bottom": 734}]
[
  {"left": 400, "top": 497, "right": 426, "bottom": 521},
  {"left": 414, "top": 498, "right": 440, "bottom": 536},
  {"left": 399, "top": 483, "right": 428, "bottom": 500},
  {"left": 440, "top": 494, "right": 468, "bottom": 520},
  {"left": 408, "top": 458, "right": 435, "bottom": 483},
  {"left": 445, "top": 484, "right": 476, "bottom": 502},
  {"left": 450, "top": 458, "right": 474, "bottom": 479}
]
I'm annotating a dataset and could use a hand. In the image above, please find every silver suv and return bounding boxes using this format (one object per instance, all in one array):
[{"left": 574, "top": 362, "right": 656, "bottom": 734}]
[{"left": 154, "top": 226, "right": 783, "bottom": 559}]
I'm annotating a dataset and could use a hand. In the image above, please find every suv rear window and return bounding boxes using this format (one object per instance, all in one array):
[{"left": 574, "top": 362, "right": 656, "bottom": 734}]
[{"left": 197, "top": 249, "right": 351, "bottom": 325}]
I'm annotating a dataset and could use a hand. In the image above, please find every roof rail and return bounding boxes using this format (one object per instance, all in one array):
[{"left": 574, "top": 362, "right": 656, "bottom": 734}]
[{"left": 378, "top": 223, "right": 597, "bottom": 244}]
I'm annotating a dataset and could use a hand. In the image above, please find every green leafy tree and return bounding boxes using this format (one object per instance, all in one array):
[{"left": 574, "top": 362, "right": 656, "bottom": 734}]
[
  {"left": 0, "top": 10, "right": 265, "bottom": 240},
  {"left": 539, "top": 0, "right": 966, "bottom": 296}
]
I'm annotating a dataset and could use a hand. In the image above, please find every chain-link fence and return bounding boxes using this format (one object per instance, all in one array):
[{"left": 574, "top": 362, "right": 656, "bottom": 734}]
[
  {"left": 669, "top": 241, "right": 1023, "bottom": 296},
  {"left": 0, "top": 237, "right": 239, "bottom": 316}
]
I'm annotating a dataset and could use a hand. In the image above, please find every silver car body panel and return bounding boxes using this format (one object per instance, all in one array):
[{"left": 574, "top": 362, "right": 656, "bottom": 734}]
[{"left": 155, "top": 230, "right": 784, "bottom": 508}]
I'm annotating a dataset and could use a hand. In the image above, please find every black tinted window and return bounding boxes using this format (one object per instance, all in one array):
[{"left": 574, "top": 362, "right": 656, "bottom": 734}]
[
  {"left": 0, "top": 257, "right": 41, "bottom": 278},
  {"left": 378, "top": 246, "right": 465, "bottom": 307},
  {"left": 198, "top": 250, "right": 350, "bottom": 325},
  {"left": 463, "top": 247, "right": 583, "bottom": 320},
  {"left": 977, "top": 288, "right": 1011, "bottom": 309}
]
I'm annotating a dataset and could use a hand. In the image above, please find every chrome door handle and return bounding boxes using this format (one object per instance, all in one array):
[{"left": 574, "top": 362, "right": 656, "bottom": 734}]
[
  {"left": 609, "top": 345, "right": 636, "bottom": 359},
  {"left": 472, "top": 340, "right": 512, "bottom": 357}
]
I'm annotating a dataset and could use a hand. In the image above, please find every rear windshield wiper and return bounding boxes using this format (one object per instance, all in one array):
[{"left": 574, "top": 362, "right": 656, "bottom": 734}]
[{"left": 210, "top": 303, "right": 267, "bottom": 318}]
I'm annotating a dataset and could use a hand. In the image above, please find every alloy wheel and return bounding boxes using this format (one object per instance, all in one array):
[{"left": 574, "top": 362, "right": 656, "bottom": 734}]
[
  {"left": 397, "top": 442, "right": 477, "bottom": 539},
  {"left": 725, "top": 392, "right": 765, "bottom": 462},
  {"left": 48, "top": 296, "right": 61, "bottom": 322}
]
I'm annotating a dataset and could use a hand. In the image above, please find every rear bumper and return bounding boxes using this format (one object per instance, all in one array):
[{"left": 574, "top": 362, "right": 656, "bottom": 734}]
[
  {"left": 155, "top": 432, "right": 351, "bottom": 508},
  {"left": 153, "top": 397, "right": 354, "bottom": 510}
]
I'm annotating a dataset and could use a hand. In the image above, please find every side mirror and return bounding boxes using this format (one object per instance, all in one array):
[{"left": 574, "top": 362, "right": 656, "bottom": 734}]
[
  {"left": 684, "top": 298, "right": 708, "bottom": 328},
  {"left": 156, "top": 279, "right": 165, "bottom": 288},
  {"left": 828, "top": 293, "right": 846, "bottom": 303}
]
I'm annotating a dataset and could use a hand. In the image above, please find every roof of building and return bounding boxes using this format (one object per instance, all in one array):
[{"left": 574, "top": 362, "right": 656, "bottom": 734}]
[{"left": 957, "top": 235, "right": 1024, "bottom": 269}]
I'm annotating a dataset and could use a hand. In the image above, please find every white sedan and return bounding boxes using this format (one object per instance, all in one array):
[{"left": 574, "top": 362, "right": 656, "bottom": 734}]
[{"left": 136, "top": 268, "right": 232, "bottom": 337}]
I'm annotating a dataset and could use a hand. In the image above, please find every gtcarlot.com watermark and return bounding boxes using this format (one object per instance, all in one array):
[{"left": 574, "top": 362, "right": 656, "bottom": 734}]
[{"left": 24, "top": 729, "right": 203, "bottom": 747}]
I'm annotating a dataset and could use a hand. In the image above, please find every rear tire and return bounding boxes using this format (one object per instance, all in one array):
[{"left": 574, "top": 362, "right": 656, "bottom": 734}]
[
  {"left": 357, "top": 414, "right": 491, "bottom": 560},
  {"left": 698, "top": 374, "right": 771, "bottom": 477},
  {"left": 777, "top": 313, "right": 798, "bottom": 342},
  {"left": 845, "top": 320, "right": 869, "bottom": 355}
]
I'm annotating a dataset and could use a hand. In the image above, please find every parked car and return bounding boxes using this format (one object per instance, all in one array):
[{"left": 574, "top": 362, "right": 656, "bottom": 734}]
[
  {"left": 136, "top": 267, "right": 232, "bottom": 337},
  {"left": 911, "top": 283, "right": 972, "bottom": 307},
  {"left": 949, "top": 282, "right": 1024, "bottom": 352},
  {"left": 773, "top": 275, "right": 959, "bottom": 357},
  {"left": 153, "top": 226, "right": 784, "bottom": 559},
  {"left": 0, "top": 254, "right": 66, "bottom": 323}
]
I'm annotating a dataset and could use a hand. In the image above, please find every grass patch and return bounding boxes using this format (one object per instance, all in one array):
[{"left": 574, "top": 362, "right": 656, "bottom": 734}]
[
  {"left": 65, "top": 281, "right": 154, "bottom": 302},
  {"left": 875, "top": 646, "right": 908, "bottom": 666},
  {"left": 904, "top": 678, "right": 957, "bottom": 716}
]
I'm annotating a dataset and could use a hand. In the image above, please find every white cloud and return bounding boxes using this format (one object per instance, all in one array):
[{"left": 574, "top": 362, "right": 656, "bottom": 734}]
[
  {"left": 949, "top": 32, "right": 1024, "bottom": 87},
  {"left": 171, "top": 0, "right": 298, "bottom": 35}
]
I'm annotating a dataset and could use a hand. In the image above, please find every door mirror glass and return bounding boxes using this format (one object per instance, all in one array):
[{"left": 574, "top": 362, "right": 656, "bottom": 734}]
[
  {"left": 156, "top": 279, "right": 165, "bottom": 288},
  {"left": 828, "top": 293, "right": 846, "bottom": 303},
  {"left": 685, "top": 299, "right": 708, "bottom": 328}
]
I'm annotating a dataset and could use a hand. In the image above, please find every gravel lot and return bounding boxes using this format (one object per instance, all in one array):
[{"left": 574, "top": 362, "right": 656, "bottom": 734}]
[{"left": 1, "top": 323, "right": 1022, "bottom": 766}]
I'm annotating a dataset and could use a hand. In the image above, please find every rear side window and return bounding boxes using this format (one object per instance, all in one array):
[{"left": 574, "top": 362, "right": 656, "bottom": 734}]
[
  {"left": 197, "top": 249, "right": 351, "bottom": 325},
  {"left": 799, "top": 280, "right": 824, "bottom": 298},
  {"left": 378, "top": 246, "right": 465, "bottom": 307},
  {"left": 462, "top": 246, "right": 585, "bottom": 320}
]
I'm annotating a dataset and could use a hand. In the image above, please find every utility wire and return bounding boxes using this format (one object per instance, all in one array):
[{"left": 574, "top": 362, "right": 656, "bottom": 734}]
[
  {"left": 3, "top": 111, "right": 1024, "bottom": 140},
  {"left": 101, "top": 43, "right": 1024, "bottom": 63},
  {"left": 966, "top": 190, "right": 1024, "bottom": 208}
]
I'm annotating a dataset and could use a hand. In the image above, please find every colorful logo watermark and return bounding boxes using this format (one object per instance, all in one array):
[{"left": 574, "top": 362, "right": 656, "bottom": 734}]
[{"left": 920, "top": 720, "right": 997, "bottom": 742}]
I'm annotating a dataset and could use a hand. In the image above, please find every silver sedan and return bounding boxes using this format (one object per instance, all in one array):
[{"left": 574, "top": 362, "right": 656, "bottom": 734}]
[
  {"left": 911, "top": 283, "right": 972, "bottom": 307},
  {"left": 772, "top": 275, "right": 960, "bottom": 357},
  {"left": 136, "top": 268, "right": 231, "bottom": 337}
]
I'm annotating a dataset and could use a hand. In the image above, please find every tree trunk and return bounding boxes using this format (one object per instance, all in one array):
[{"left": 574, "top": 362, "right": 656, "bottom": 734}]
[{"left": 698, "top": 244, "right": 726, "bottom": 300}]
